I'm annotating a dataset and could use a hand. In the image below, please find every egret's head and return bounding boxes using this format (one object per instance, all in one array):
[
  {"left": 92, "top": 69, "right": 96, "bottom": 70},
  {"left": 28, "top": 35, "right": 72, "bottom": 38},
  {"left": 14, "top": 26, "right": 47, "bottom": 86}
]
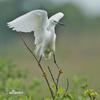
[{"left": 48, "top": 12, "right": 65, "bottom": 29}]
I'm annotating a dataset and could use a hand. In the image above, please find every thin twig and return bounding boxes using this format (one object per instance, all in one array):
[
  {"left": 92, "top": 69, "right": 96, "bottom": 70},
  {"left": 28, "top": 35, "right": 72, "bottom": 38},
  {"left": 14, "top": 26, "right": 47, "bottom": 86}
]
[
  {"left": 65, "top": 78, "right": 69, "bottom": 93},
  {"left": 48, "top": 66, "right": 57, "bottom": 91},
  {"left": 18, "top": 32, "right": 54, "bottom": 100},
  {"left": 93, "top": 97, "right": 95, "bottom": 100},
  {"left": 89, "top": 94, "right": 93, "bottom": 100},
  {"left": 18, "top": 33, "right": 42, "bottom": 69},
  {"left": 64, "top": 78, "right": 69, "bottom": 96},
  {"left": 56, "top": 69, "right": 63, "bottom": 91},
  {"left": 45, "top": 75, "right": 55, "bottom": 99}
]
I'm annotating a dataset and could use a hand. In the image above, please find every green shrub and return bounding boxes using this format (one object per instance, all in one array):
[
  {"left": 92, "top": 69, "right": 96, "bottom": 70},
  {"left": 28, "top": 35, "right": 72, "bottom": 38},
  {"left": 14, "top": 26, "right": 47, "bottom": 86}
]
[
  {"left": 0, "top": 60, "right": 98, "bottom": 100},
  {"left": 0, "top": 60, "right": 41, "bottom": 100},
  {"left": 44, "top": 75, "right": 99, "bottom": 100}
]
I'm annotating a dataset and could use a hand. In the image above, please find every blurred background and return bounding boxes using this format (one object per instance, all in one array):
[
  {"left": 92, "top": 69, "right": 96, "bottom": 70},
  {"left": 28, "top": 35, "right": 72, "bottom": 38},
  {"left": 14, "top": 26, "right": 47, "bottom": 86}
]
[{"left": 0, "top": 0, "right": 100, "bottom": 97}]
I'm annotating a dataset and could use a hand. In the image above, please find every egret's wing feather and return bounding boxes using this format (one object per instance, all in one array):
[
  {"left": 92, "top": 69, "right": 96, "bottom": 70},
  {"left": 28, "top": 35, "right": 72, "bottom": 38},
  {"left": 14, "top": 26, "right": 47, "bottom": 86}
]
[
  {"left": 49, "top": 12, "right": 64, "bottom": 22},
  {"left": 8, "top": 10, "right": 48, "bottom": 45},
  {"left": 8, "top": 10, "right": 48, "bottom": 33}
]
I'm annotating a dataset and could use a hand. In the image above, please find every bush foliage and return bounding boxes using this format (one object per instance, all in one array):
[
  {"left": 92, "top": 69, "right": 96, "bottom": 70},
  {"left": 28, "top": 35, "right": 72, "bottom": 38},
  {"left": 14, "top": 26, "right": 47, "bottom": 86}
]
[{"left": 0, "top": 60, "right": 98, "bottom": 100}]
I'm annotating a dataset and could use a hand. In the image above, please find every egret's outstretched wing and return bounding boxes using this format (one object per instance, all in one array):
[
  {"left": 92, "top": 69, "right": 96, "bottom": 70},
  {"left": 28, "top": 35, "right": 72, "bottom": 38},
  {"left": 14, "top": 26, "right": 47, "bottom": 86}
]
[
  {"left": 8, "top": 10, "right": 48, "bottom": 33},
  {"left": 49, "top": 12, "right": 64, "bottom": 22},
  {"left": 8, "top": 10, "right": 48, "bottom": 46}
]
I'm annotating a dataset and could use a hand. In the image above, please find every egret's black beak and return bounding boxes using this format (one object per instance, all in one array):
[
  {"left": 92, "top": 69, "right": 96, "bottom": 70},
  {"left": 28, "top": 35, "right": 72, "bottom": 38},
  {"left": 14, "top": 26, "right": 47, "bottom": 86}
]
[{"left": 54, "top": 21, "right": 65, "bottom": 27}]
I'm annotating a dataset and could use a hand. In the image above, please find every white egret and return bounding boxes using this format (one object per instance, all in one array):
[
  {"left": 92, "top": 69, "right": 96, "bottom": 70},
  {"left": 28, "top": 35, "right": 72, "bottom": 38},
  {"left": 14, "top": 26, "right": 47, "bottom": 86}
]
[{"left": 7, "top": 10, "right": 64, "bottom": 68}]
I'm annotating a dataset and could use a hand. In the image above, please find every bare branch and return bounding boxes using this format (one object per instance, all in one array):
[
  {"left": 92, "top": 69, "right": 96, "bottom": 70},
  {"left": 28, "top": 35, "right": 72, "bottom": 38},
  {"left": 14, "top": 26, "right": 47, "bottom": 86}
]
[
  {"left": 48, "top": 66, "right": 57, "bottom": 90},
  {"left": 56, "top": 69, "right": 63, "bottom": 91},
  {"left": 44, "top": 73, "right": 55, "bottom": 99},
  {"left": 18, "top": 32, "right": 54, "bottom": 100},
  {"left": 65, "top": 78, "right": 69, "bottom": 93},
  {"left": 89, "top": 94, "right": 93, "bottom": 100}
]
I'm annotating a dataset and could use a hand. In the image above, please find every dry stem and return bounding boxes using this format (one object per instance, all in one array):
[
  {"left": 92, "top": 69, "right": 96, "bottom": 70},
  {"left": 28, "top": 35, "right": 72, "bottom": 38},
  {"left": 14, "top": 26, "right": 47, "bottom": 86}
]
[
  {"left": 56, "top": 69, "right": 63, "bottom": 91},
  {"left": 64, "top": 78, "right": 69, "bottom": 96},
  {"left": 65, "top": 78, "right": 69, "bottom": 93},
  {"left": 18, "top": 32, "right": 54, "bottom": 100},
  {"left": 48, "top": 66, "right": 57, "bottom": 91}
]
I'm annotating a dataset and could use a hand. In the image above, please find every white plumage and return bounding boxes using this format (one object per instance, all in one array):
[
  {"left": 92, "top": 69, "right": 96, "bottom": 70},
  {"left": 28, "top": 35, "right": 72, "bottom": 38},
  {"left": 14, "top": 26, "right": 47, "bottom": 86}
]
[{"left": 7, "top": 10, "right": 64, "bottom": 59}]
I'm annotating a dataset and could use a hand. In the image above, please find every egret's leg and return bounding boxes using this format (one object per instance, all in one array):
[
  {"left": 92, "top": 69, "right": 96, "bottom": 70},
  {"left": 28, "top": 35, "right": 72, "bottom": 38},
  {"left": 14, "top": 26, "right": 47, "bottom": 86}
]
[
  {"left": 53, "top": 53, "right": 59, "bottom": 69},
  {"left": 39, "top": 55, "right": 42, "bottom": 64}
]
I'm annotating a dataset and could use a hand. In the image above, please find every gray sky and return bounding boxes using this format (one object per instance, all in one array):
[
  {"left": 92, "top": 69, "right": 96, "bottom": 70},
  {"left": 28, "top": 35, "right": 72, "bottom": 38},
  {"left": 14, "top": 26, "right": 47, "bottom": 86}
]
[
  {"left": 1, "top": 0, "right": 100, "bottom": 17},
  {"left": 51, "top": 0, "right": 100, "bottom": 16}
]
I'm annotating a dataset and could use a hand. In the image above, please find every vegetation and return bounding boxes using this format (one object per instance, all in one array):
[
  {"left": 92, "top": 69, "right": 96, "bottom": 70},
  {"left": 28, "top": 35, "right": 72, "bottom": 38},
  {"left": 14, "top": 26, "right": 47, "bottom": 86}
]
[{"left": 0, "top": 60, "right": 98, "bottom": 100}]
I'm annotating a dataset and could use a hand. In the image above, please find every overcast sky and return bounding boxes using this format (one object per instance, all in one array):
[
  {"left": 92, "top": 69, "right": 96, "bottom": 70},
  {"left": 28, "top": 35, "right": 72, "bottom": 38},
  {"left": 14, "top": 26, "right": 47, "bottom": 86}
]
[
  {"left": 51, "top": 0, "right": 100, "bottom": 16},
  {"left": 0, "top": 0, "right": 100, "bottom": 17}
]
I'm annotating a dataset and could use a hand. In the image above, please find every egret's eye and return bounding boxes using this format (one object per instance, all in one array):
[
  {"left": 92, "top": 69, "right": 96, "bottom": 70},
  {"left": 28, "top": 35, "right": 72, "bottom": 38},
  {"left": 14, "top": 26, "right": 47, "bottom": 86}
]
[{"left": 53, "top": 20, "right": 57, "bottom": 24}]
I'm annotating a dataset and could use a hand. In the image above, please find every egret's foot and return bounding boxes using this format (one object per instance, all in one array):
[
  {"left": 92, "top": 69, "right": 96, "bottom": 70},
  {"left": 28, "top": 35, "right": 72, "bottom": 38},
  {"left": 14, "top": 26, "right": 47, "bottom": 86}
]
[{"left": 39, "top": 55, "right": 42, "bottom": 64}]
